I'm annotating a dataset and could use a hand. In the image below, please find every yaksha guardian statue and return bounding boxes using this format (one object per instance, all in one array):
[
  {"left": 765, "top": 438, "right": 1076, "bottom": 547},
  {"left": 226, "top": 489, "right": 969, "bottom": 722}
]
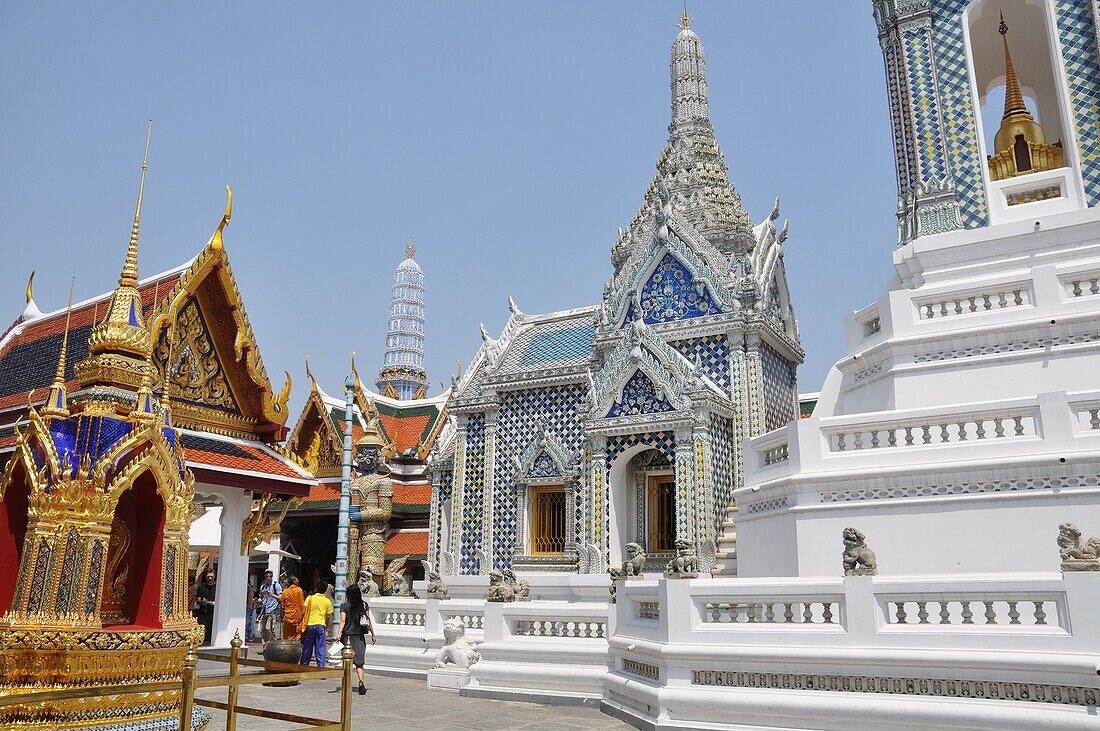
[{"left": 350, "top": 419, "right": 395, "bottom": 582}]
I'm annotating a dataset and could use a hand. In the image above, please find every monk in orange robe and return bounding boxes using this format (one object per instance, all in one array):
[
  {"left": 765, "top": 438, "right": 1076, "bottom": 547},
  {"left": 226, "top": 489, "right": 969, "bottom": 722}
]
[{"left": 280, "top": 576, "right": 306, "bottom": 641}]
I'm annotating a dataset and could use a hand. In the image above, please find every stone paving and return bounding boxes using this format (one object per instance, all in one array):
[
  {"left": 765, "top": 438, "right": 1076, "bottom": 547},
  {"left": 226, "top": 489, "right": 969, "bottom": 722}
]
[{"left": 194, "top": 670, "right": 631, "bottom": 730}]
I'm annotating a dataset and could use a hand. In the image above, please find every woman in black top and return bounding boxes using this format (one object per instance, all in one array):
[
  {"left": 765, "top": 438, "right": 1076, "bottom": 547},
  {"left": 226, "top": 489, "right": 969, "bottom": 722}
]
[{"left": 336, "top": 584, "right": 376, "bottom": 695}]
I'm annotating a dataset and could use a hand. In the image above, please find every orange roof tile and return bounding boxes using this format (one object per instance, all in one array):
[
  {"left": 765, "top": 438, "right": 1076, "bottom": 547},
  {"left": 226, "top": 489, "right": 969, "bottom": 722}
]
[
  {"left": 393, "top": 484, "right": 431, "bottom": 506},
  {"left": 385, "top": 530, "right": 428, "bottom": 557}
]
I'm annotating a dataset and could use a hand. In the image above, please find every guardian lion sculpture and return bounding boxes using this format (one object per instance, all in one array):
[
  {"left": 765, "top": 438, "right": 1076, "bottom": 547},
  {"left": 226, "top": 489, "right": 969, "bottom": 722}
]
[
  {"left": 664, "top": 539, "right": 699, "bottom": 579},
  {"left": 486, "top": 570, "right": 514, "bottom": 602},
  {"left": 621, "top": 542, "right": 646, "bottom": 578},
  {"left": 434, "top": 617, "right": 480, "bottom": 669},
  {"left": 842, "top": 527, "right": 878, "bottom": 576},
  {"left": 1059, "top": 523, "right": 1100, "bottom": 571}
]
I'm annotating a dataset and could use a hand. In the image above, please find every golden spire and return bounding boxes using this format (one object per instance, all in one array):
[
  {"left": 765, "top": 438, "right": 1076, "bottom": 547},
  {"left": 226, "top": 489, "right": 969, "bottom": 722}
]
[
  {"left": 77, "top": 122, "right": 156, "bottom": 391},
  {"left": 405, "top": 238, "right": 415, "bottom": 259},
  {"left": 121, "top": 120, "right": 153, "bottom": 287},
  {"left": 998, "top": 14, "right": 1028, "bottom": 123},
  {"left": 988, "top": 13, "right": 1063, "bottom": 179},
  {"left": 679, "top": 2, "right": 692, "bottom": 31},
  {"left": 41, "top": 278, "right": 76, "bottom": 419}
]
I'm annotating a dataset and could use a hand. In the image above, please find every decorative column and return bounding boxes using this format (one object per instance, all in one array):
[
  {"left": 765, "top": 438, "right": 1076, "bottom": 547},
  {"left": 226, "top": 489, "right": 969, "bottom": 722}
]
[
  {"left": 589, "top": 434, "right": 607, "bottom": 572},
  {"left": 872, "top": 0, "right": 965, "bottom": 244},
  {"left": 743, "top": 333, "right": 766, "bottom": 439},
  {"left": 692, "top": 414, "right": 715, "bottom": 557},
  {"left": 673, "top": 427, "right": 696, "bottom": 544},
  {"left": 427, "top": 476, "right": 442, "bottom": 570},
  {"left": 481, "top": 409, "right": 498, "bottom": 573},
  {"left": 213, "top": 488, "right": 251, "bottom": 647},
  {"left": 449, "top": 415, "right": 468, "bottom": 575}
]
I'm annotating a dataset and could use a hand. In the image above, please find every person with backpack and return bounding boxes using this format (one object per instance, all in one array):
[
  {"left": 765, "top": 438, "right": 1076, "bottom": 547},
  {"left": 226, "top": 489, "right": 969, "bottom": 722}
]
[
  {"left": 335, "top": 584, "right": 376, "bottom": 695},
  {"left": 299, "top": 580, "right": 333, "bottom": 667}
]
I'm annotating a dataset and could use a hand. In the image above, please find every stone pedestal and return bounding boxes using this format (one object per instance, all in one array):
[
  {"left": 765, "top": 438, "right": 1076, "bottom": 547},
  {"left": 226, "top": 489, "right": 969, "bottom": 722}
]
[{"left": 427, "top": 667, "right": 472, "bottom": 693}]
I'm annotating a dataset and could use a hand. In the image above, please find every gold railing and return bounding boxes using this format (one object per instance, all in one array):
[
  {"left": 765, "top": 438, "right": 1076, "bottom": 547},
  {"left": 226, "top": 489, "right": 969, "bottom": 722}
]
[{"left": 0, "top": 634, "right": 355, "bottom": 731}]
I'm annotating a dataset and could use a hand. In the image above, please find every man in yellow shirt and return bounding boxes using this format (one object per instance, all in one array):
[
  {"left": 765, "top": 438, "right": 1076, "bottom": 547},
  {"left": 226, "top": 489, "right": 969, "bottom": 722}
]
[{"left": 298, "top": 580, "right": 334, "bottom": 667}]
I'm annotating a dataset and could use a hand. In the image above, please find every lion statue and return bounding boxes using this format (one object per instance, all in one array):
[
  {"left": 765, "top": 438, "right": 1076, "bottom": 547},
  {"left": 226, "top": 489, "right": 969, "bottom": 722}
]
[
  {"left": 621, "top": 542, "right": 646, "bottom": 578},
  {"left": 485, "top": 570, "right": 514, "bottom": 602},
  {"left": 357, "top": 567, "right": 381, "bottom": 598},
  {"left": 842, "top": 527, "right": 878, "bottom": 576},
  {"left": 427, "top": 570, "right": 450, "bottom": 600},
  {"left": 664, "top": 539, "right": 699, "bottom": 579},
  {"left": 434, "top": 617, "right": 480, "bottom": 670},
  {"left": 608, "top": 568, "right": 621, "bottom": 604},
  {"left": 502, "top": 569, "right": 530, "bottom": 602},
  {"left": 1058, "top": 523, "right": 1100, "bottom": 571}
]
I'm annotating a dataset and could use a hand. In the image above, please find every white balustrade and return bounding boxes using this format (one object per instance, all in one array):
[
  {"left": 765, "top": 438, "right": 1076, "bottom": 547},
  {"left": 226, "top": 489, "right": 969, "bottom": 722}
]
[
  {"left": 761, "top": 442, "right": 789, "bottom": 466},
  {"left": 1064, "top": 273, "right": 1100, "bottom": 299},
  {"left": 917, "top": 286, "right": 1030, "bottom": 320},
  {"left": 826, "top": 409, "right": 1037, "bottom": 453},
  {"left": 704, "top": 599, "right": 838, "bottom": 625},
  {"left": 511, "top": 617, "right": 606, "bottom": 638}
]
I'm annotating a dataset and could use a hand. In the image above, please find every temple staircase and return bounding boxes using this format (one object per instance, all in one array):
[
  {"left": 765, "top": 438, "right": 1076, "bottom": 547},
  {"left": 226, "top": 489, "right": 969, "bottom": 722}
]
[{"left": 711, "top": 503, "right": 738, "bottom": 576}]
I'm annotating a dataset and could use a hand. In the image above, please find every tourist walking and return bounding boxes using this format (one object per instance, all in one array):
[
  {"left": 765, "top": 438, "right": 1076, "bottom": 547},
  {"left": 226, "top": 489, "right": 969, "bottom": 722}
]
[
  {"left": 245, "top": 581, "right": 257, "bottom": 642},
  {"left": 194, "top": 571, "right": 217, "bottom": 646},
  {"left": 281, "top": 576, "right": 306, "bottom": 641},
  {"left": 336, "top": 584, "right": 376, "bottom": 695},
  {"left": 299, "top": 580, "right": 333, "bottom": 667},
  {"left": 257, "top": 570, "right": 283, "bottom": 643}
]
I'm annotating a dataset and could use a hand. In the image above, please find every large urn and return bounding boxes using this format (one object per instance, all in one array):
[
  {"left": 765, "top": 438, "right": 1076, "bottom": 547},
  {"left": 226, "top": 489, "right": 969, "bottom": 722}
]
[{"left": 262, "top": 640, "right": 303, "bottom": 686}]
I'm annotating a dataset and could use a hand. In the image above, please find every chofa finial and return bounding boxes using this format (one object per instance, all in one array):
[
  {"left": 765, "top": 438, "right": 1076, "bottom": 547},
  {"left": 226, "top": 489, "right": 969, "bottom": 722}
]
[{"left": 25, "top": 270, "right": 35, "bottom": 305}]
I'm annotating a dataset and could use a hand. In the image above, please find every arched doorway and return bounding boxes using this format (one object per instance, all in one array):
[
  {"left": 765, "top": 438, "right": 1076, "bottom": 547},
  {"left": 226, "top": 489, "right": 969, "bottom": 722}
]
[
  {"left": 0, "top": 460, "right": 31, "bottom": 615},
  {"left": 102, "top": 471, "right": 166, "bottom": 628},
  {"left": 608, "top": 445, "right": 674, "bottom": 568}
]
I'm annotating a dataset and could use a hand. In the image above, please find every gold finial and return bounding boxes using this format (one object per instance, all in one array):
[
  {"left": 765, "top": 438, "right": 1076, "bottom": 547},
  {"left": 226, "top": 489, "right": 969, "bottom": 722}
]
[
  {"left": 351, "top": 350, "right": 362, "bottom": 389},
  {"left": 405, "top": 238, "right": 415, "bottom": 259},
  {"left": 25, "top": 270, "right": 35, "bottom": 304},
  {"left": 41, "top": 278, "right": 76, "bottom": 419},
  {"left": 679, "top": 2, "right": 692, "bottom": 31},
  {"left": 121, "top": 120, "right": 153, "bottom": 287},
  {"left": 305, "top": 353, "right": 318, "bottom": 393},
  {"left": 211, "top": 185, "right": 233, "bottom": 252}
]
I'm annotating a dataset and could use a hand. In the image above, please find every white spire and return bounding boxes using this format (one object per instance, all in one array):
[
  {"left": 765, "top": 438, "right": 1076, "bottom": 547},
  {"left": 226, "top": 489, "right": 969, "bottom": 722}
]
[{"left": 377, "top": 242, "right": 428, "bottom": 400}]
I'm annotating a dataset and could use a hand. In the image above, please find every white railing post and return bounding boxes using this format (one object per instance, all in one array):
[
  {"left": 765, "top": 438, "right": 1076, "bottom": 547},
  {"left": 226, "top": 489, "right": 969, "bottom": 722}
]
[
  {"left": 844, "top": 575, "right": 877, "bottom": 641},
  {"left": 660, "top": 578, "right": 695, "bottom": 644},
  {"left": 1062, "top": 572, "right": 1100, "bottom": 649},
  {"left": 482, "top": 600, "right": 506, "bottom": 643},
  {"left": 1036, "top": 391, "right": 1074, "bottom": 442},
  {"left": 424, "top": 598, "right": 442, "bottom": 635}
]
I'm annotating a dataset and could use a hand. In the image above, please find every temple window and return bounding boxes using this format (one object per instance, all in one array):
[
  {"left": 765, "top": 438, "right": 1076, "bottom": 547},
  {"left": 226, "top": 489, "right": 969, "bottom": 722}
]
[
  {"left": 529, "top": 486, "right": 566, "bottom": 555},
  {"left": 965, "top": 0, "right": 1085, "bottom": 220},
  {"left": 647, "top": 475, "right": 675, "bottom": 553}
]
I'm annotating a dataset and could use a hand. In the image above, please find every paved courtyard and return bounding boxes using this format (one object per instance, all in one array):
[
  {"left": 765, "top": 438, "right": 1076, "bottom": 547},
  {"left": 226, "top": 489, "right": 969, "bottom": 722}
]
[{"left": 194, "top": 670, "right": 630, "bottom": 730}]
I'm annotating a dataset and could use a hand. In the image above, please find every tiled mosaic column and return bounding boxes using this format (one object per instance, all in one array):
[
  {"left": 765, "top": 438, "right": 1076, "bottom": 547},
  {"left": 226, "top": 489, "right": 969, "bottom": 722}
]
[
  {"left": 449, "top": 415, "right": 467, "bottom": 575},
  {"left": 589, "top": 434, "right": 607, "bottom": 571},
  {"left": 673, "top": 427, "right": 696, "bottom": 544},
  {"left": 692, "top": 418, "right": 715, "bottom": 558},
  {"left": 743, "top": 333, "right": 766, "bottom": 439},
  {"left": 482, "top": 410, "right": 498, "bottom": 573},
  {"left": 874, "top": 0, "right": 966, "bottom": 243}
]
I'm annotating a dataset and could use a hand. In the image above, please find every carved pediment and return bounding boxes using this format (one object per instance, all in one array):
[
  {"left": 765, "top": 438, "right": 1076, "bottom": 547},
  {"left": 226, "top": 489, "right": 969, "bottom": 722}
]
[
  {"left": 513, "top": 427, "right": 574, "bottom": 484},
  {"left": 154, "top": 300, "right": 239, "bottom": 414}
]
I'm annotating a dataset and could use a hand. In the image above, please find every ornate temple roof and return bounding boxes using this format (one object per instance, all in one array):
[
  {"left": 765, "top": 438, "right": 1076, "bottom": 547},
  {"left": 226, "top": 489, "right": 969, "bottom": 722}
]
[{"left": 0, "top": 199, "right": 313, "bottom": 496}]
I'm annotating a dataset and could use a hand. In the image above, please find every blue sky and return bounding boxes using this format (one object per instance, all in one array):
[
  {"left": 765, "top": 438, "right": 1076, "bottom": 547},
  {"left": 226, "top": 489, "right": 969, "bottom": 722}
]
[{"left": 0, "top": 1, "right": 897, "bottom": 418}]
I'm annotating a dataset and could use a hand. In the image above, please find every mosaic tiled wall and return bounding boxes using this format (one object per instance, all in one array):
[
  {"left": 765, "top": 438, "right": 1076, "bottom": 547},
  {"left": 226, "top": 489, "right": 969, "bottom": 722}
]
[
  {"left": 761, "top": 343, "right": 797, "bottom": 432},
  {"left": 493, "top": 384, "right": 587, "bottom": 568},
  {"left": 607, "top": 370, "right": 674, "bottom": 418},
  {"left": 931, "top": 0, "right": 990, "bottom": 229},
  {"left": 606, "top": 431, "right": 677, "bottom": 465},
  {"left": 670, "top": 335, "right": 731, "bottom": 394},
  {"left": 625, "top": 253, "right": 720, "bottom": 324},
  {"left": 709, "top": 414, "right": 735, "bottom": 536},
  {"left": 459, "top": 414, "right": 485, "bottom": 574},
  {"left": 1055, "top": 0, "right": 1100, "bottom": 206},
  {"left": 429, "top": 464, "right": 453, "bottom": 568}
]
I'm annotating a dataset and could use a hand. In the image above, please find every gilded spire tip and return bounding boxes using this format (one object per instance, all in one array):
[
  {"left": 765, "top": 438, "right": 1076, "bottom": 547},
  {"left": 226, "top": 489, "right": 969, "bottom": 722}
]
[
  {"left": 121, "top": 120, "right": 153, "bottom": 287},
  {"left": 999, "top": 11, "right": 1008, "bottom": 36},
  {"left": 42, "top": 278, "right": 76, "bottom": 418},
  {"left": 405, "top": 238, "right": 415, "bottom": 259},
  {"left": 679, "top": 1, "right": 692, "bottom": 30}
]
